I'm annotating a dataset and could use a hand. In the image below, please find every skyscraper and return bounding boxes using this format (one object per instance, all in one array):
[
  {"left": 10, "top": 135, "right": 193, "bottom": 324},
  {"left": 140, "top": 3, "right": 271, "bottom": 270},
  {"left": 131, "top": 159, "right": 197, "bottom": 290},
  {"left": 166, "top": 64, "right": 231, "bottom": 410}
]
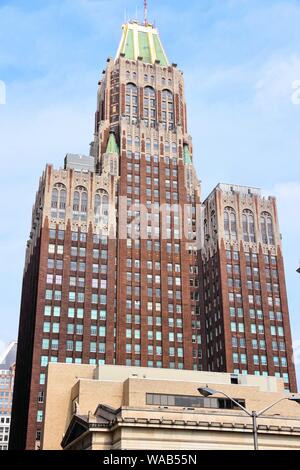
[
  {"left": 200, "top": 184, "right": 297, "bottom": 392},
  {"left": 10, "top": 13, "right": 297, "bottom": 451},
  {"left": 10, "top": 19, "right": 202, "bottom": 450}
]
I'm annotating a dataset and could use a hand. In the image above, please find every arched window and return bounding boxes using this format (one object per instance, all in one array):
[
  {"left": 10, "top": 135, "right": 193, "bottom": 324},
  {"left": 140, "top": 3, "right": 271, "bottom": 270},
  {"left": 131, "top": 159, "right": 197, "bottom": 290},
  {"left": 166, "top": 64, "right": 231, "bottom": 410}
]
[
  {"left": 242, "top": 209, "right": 256, "bottom": 243},
  {"left": 162, "top": 90, "right": 174, "bottom": 130},
  {"left": 261, "top": 212, "right": 275, "bottom": 245},
  {"left": 127, "top": 134, "right": 132, "bottom": 146},
  {"left": 125, "top": 83, "right": 138, "bottom": 125},
  {"left": 51, "top": 183, "right": 67, "bottom": 219},
  {"left": 224, "top": 207, "right": 237, "bottom": 241},
  {"left": 144, "top": 86, "right": 156, "bottom": 128},
  {"left": 172, "top": 142, "right": 177, "bottom": 154},
  {"left": 165, "top": 141, "right": 170, "bottom": 154},
  {"left": 94, "top": 190, "right": 109, "bottom": 226},
  {"left": 73, "top": 186, "right": 88, "bottom": 222}
]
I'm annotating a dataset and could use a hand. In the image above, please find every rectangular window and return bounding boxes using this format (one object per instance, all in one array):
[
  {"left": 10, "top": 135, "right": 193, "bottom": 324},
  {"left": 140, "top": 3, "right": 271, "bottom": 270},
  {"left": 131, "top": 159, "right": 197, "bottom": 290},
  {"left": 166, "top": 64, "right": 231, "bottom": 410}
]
[
  {"left": 52, "top": 323, "right": 60, "bottom": 334},
  {"left": 43, "top": 322, "right": 50, "bottom": 333},
  {"left": 99, "top": 327, "right": 106, "bottom": 337},
  {"left": 53, "top": 306, "right": 60, "bottom": 317}
]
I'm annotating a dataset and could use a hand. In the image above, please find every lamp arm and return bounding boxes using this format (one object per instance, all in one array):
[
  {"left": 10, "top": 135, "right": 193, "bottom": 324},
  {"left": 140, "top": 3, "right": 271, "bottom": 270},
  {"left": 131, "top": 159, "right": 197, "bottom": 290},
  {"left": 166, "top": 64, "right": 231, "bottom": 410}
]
[
  {"left": 256, "top": 397, "right": 288, "bottom": 417},
  {"left": 213, "top": 390, "right": 252, "bottom": 416}
]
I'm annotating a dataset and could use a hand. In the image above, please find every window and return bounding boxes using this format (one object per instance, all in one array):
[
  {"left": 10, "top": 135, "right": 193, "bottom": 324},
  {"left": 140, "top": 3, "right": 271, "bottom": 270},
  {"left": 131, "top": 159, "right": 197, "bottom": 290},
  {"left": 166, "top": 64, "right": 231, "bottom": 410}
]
[
  {"left": 99, "top": 326, "right": 106, "bottom": 337},
  {"left": 53, "top": 307, "right": 60, "bottom": 317},
  {"left": 261, "top": 212, "right": 275, "bottom": 245},
  {"left": 73, "top": 186, "right": 88, "bottom": 222},
  {"left": 240, "top": 354, "right": 247, "bottom": 364},
  {"left": 161, "top": 90, "right": 174, "bottom": 130},
  {"left": 261, "top": 355, "right": 267, "bottom": 366},
  {"left": 125, "top": 83, "right": 138, "bottom": 124},
  {"left": 94, "top": 189, "right": 109, "bottom": 226},
  {"left": 146, "top": 393, "right": 246, "bottom": 410},
  {"left": 253, "top": 355, "right": 259, "bottom": 365},
  {"left": 51, "top": 183, "right": 67, "bottom": 219},
  {"left": 41, "top": 356, "right": 48, "bottom": 367},
  {"left": 243, "top": 209, "right": 256, "bottom": 243},
  {"left": 233, "top": 353, "right": 239, "bottom": 363},
  {"left": 251, "top": 324, "right": 257, "bottom": 334},
  {"left": 43, "top": 322, "right": 50, "bottom": 333},
  {"left": 39, "top": 374, "right": 46, "bottom": 385},
  {"left": 144, "top": 86, "right": 156, "bottom": 128},
  {"left": 44, "top": 306, "right": 51, "bottom": 316},
  {"left": 224, "top": 207, "right": 237, "bottom": 241}
]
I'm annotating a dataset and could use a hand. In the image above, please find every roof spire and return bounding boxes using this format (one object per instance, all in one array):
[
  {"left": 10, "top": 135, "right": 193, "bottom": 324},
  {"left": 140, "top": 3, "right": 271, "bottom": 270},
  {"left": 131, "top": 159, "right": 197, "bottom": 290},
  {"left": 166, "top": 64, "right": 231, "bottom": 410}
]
[
  {"left": 106, "top": 132, "right": 119, "bottom": 155},
  {"left": 144, "top": 0, "right": 148, "bottom": 25}
]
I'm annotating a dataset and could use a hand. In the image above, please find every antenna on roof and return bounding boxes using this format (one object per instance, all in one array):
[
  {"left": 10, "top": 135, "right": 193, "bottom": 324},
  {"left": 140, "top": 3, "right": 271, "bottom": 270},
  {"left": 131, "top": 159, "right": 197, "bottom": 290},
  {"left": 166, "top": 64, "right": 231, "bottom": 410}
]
[{"left": 144, "top": 0, "right": 148, "bottom": 25}]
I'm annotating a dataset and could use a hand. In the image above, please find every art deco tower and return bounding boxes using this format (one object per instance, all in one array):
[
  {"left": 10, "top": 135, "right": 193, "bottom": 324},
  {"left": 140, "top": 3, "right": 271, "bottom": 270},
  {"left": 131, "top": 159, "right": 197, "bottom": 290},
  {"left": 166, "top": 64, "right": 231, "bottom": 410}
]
[
  {"left": 10, "top": 19, "right": 202, "bottom": 450},
  {"left": 10, "top": 12, "right": 297, "bottom": 452}
]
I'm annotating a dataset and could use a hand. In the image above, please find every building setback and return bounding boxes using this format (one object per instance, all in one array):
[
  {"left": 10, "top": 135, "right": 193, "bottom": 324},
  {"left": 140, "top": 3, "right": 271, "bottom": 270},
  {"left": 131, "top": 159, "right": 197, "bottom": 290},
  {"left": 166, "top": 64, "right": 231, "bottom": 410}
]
[
  {"left": 10, "top": 18, "right": 297, "bottom": 450},
  {"left": 199, "top": 184, "right": 297, "bottom": 391}
]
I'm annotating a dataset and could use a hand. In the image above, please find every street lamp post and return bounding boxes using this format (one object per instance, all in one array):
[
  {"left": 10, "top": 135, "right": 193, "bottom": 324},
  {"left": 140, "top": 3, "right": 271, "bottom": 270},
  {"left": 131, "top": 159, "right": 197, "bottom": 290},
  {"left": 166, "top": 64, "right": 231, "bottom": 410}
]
[{"left": 198, "top": 387, "right": 300, "bottom": 450}]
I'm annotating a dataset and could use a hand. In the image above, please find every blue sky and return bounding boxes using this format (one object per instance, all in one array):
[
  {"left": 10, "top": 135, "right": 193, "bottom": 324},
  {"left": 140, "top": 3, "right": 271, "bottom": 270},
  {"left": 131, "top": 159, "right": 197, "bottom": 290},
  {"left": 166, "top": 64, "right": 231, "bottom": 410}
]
[{"left": 0, "top": 0, "right": 299, "bottom": 383}]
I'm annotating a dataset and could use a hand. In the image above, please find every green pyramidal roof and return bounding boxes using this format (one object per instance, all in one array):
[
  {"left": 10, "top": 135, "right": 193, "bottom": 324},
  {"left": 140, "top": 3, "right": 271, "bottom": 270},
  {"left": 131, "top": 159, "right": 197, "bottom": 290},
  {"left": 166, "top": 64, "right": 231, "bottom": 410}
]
[
  {"left": 106, "top": 133, "right": 119, "bottom": 154},
  {"left": 183, "top": 145, "right": 192, "bottom": 165},
  {"left": 116, "top": 21, "right": 169, "bottom": 66}
]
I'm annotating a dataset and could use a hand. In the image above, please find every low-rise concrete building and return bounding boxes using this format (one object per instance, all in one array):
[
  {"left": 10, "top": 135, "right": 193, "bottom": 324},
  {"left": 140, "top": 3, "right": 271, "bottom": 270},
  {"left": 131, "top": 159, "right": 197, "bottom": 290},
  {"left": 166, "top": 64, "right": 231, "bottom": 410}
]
[{"left": 42, "top": 364, "right": 300, "bottom": 450}]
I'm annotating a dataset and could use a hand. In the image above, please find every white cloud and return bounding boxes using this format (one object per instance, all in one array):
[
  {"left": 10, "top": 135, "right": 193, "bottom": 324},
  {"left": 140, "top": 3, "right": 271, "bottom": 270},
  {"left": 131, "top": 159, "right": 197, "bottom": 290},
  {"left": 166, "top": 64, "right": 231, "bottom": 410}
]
[
  {"left": 264, "top": 182, "right": 300, "bottom": 238},
  {"left": 264, "top": 182, "right": 300, "bottom": 382},
  {"left": 0, "top": 340, "right": 6, "bottom": 358},
  {"left": 255, "top": 55, "right": 300, "bottom": 112}
]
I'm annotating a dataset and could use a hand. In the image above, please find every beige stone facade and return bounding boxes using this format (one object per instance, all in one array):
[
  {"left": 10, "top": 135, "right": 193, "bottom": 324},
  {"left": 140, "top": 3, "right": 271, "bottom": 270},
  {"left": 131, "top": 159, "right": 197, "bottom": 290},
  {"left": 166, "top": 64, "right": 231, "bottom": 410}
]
[{"left": 42, "top": 364, "right": 300, "bottom": 450}]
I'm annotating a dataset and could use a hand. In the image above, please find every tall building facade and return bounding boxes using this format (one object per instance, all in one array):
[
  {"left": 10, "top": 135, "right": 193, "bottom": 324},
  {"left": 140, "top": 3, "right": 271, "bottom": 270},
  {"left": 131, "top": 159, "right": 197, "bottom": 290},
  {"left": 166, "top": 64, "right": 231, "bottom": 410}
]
[
  {"left": 10, "top": 17, "right": 297, "bottom": 451},
  {"left": 0, "top": 341, "right": 17, "bottom": 450},
  {"left": 200, "top": 184, "right": 297, "bottom": 392},
  {"left": 10, "top": 20, "right": 202, "bottom": 450}
]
